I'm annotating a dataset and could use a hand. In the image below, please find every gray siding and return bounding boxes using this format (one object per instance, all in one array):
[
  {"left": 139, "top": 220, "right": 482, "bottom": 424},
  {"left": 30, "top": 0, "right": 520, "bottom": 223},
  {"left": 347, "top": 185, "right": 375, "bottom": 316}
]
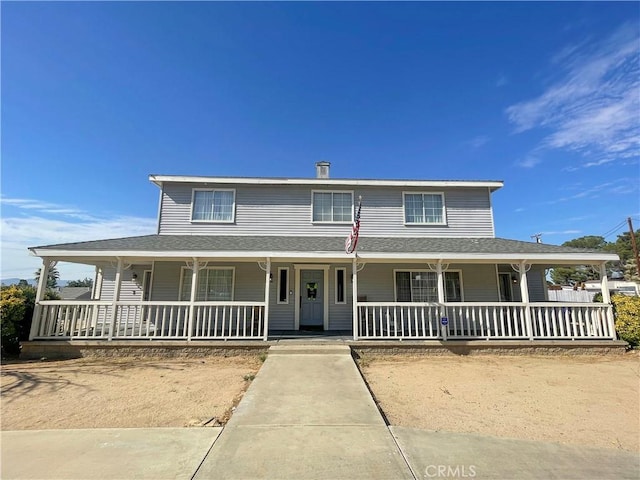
[
  {"left": 328, "top": 265, "right": 353, "bottom": 330},
  {"left": 158, "top": 183, "right": 495, "bottom": 238},
  {"left": 98, "top": 265, "right": 150, "bottom": 302},
  {"left": 150, "top": 261, "right": 265, "bottom": 302},
  {"left": 268, "top": 263, "right": 295, "bottom": 330},
  {"left": 357, "top": 263, "right": 501, "bottom": 303}
]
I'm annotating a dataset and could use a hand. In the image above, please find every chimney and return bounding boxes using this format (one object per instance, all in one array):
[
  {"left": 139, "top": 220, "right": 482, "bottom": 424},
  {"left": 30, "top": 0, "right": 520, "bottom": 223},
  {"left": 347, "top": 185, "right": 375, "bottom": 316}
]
[{"left": 315, "top": 161, "right": 330, "bottom": 179}]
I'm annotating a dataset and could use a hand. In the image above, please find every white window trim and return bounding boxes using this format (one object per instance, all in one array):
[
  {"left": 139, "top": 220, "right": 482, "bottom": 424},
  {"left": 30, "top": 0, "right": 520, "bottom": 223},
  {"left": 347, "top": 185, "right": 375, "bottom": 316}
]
[
  {"left": 402, "top": 191, "right": 447, "bottom": 226},
  {"left": 179, "top": 266, "right": 235, "bottom": 301},
  {"left": 393, "top": 269, "right": 463, "bottom": 302},
  {"left": 277, "top": 267, "right": 289, "bottom": 304},
  {"left": 190, "top": 188, "right": 236, "bottom": 223},
  {"left": 335, "top": 267, "right": 347, "bottom": 305},
  {"left": 311, "top": 190, "right": 354, "bottom": 224}
]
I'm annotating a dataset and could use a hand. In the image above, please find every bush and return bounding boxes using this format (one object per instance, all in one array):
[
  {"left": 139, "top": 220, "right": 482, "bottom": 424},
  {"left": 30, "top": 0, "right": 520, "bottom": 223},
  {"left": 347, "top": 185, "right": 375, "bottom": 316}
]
[
  {"left": 1, "top": 286, "right": 26, "bottom": 356},
  {"left": 611, "top": 294, "right": 640, "bottom": 346}
]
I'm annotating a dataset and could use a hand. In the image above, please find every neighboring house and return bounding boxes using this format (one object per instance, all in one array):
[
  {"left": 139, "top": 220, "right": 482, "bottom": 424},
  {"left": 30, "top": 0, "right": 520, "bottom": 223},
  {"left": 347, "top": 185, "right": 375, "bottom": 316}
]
[
  {"left": 58, "top": 287, "right": 92, "bottom": 301},
  {"left": 584, "top": 280, "right": 640, "bottom": 297},
  {"left": 29, "top": 163, "right": 619, "bottom": 342}
]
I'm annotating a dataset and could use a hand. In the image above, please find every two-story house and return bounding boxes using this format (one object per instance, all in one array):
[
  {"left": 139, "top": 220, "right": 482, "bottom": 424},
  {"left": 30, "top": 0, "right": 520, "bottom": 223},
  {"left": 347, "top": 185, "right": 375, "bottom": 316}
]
[{"left": 28, "top": 163, "right": 619, "bottom": 343}]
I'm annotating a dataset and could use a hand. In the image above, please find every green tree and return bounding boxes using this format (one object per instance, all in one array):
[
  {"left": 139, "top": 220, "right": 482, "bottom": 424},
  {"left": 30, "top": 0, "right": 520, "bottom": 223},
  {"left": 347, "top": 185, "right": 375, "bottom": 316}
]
[
  {"left": 66, "top": 277, "right": 93, "bottom": 287},
  {"left": 607, "top": 230, "right": 640, "bottom": 281},
  {"left": 1, "top": 285, "right": 26, "bottom": 356},
  {"left": 34, "top": 266, "right": 60, "bottom": 289},
  {"left": 549, "top": 236, "right": 607, "bottom": 285}
]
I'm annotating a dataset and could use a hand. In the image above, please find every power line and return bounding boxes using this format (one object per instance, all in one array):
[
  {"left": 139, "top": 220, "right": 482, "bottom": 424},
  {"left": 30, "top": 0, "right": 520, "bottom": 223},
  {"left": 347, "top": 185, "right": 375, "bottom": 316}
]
[{"left": 601, "top": 219, "right": 629, "bottom": 239}]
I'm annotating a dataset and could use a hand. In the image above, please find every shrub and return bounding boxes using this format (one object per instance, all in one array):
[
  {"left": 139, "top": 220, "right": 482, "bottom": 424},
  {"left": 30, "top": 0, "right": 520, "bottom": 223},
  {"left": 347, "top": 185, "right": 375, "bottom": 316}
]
[
  {"left": 611, "top": 294, "right": 640, "bottom": 346},
  {"left": 1, "top": 286, "right": 26, "bottom": 356}
]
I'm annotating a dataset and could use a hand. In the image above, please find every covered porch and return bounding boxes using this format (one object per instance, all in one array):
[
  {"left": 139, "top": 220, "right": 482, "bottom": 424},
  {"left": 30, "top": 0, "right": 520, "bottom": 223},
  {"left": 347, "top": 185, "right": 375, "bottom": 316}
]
[{"left": 28, "top": 235, "right": 620, "bottom": 343}]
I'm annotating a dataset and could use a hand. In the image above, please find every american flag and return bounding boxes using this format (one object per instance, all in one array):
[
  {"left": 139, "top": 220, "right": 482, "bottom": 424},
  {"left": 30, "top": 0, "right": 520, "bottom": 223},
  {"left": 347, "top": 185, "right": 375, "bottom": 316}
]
[{"left": 345, "top": 196, "right": 362, "bottom": 254}]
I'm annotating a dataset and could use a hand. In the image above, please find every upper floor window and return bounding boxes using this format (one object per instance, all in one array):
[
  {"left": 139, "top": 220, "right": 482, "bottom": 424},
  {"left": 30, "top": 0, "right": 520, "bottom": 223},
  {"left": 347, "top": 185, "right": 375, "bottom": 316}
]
[
  {"left": 403, "top": 192, "right": 445, "bottom": 225},
  {"left": 191, "top": 189, "right": 235, "bottom": 222},
  {"left": 312, "top": 191, "right": 353, "bottom": 223}
]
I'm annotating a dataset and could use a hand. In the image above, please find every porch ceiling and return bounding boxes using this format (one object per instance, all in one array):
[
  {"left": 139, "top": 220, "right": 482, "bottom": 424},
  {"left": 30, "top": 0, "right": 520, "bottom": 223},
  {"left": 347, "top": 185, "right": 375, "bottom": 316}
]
[{"left": 29, "top": 235, "right": 619, "bottom": 264}]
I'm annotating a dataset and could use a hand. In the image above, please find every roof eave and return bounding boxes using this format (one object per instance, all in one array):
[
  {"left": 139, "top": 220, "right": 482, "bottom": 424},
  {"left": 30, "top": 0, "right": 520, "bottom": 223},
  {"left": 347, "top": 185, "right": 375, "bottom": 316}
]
[
  {"left": 148, "top": 174, "right": 504, "bottom": 191},
  {"left": 29, "top": 248, "right": 619, "bottom": 264}
]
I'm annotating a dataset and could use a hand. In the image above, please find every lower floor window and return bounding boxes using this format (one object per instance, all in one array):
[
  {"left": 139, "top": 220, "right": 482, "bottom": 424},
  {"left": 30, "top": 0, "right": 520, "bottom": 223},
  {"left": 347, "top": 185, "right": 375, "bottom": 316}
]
[
  {"left": 395, "top": 271, "right": 462, "bottom": 302},
  {"left": 181, "top": 267, "right": 234, "bottom": 301}
]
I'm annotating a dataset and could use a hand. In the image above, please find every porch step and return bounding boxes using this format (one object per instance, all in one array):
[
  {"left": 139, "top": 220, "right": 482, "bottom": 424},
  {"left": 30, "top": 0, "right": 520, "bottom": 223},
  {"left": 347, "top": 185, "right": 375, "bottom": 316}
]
[{"left": 268, "top": 345, "right": 351, "bottom": 355}]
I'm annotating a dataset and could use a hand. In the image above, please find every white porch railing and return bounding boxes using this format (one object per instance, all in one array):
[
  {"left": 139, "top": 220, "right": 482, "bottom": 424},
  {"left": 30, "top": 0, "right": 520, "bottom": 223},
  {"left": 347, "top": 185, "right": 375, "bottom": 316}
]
[
  {"left": 33, "top": 301, "right": 266, "bottom": 340},
  {"left": 529, "top": 303, "right": 615, "bottom": 340},
  {"left": 357, "top": 303, "right": 443, "bottom": 339},
  {"left": 445, "top": 302, "right": 529, "bottom": 339},
  {"left": 357, "top": 302, "right": 616, "bottom": 340}
]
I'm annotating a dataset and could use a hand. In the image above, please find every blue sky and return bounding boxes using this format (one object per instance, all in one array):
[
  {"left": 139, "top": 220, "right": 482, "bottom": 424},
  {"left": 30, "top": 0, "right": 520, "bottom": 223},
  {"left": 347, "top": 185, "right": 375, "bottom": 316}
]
[{"left": 2, "top": 2, "right": 639, "bottom": 280}]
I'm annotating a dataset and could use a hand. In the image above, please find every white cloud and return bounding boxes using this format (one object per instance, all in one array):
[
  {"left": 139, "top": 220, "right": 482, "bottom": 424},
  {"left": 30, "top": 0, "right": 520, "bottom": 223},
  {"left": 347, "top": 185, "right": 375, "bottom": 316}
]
[
  {"left": 506, "top": 23, "right": 640, "bottom": 168},
  {"left": 540, "top": 230, "right": 582, "bottom": 236},
  {"left": 544, "top": 177, "right": 638, "bottom": 205},
  {"left": 1, "top": 197, "right": 156, "bottom": 280},
  {"left": 467, "top": 135, "right": 490, "bottom": 148},
  {"left": 515, "top": 155, "right": 541, "bottom": 168}
]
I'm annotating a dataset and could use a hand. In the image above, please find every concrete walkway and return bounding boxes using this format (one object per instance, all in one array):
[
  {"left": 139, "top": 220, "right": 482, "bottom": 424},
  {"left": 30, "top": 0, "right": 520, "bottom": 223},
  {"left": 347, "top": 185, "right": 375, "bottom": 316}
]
[
  {"left": 2, "top": 345, "right": 639, "bottom": 479},
  {"left": 193, "top": 345, "right": 413, "bottom": 479}
]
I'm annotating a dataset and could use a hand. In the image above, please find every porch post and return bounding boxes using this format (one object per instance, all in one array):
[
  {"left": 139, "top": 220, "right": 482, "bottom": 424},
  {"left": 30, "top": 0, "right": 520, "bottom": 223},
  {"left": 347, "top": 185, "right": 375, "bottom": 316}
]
[
  {"left": 519, "top": 261, "right": 534, "bottom": 340},
  {"left": 599, "top": 263, "right": 611, "bottom": 304},
  {"left": 29, "top": 258, "right": 52, "bottom": 340},
  {"left": 187, "top": 258, "right": 199, "bottom": 341},
  {"left": 352, "top": 257, "right": 359, "bottom": 340},
  {"left": 600, "top": 262, "right": 615, "bottom": 339},
  {"left": 436, "top": 261, "right": 447, "bottom": 340},
  {"left": 108, "top": 258, "right": 124, "bottom": 341},
  {"left": 263, "top": 257, "right": 271, "bottom": 341}
]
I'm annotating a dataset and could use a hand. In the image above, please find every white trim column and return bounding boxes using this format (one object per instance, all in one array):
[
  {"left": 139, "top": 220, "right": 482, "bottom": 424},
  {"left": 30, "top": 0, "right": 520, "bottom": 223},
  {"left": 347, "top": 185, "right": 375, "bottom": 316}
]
[
  {"left": 29, "top": 258, "right": 53, "bottom": 340},
  {"left": 600, "top": 262, "right": 616, "bottom": 340},
  {"left": 187, "top": 258, "right": 199, "bottom": 341},
  {"left": 519, "top": 261, "right": 534, "bottom": 340},
  {"left": 108, "top": 258, "right": 124, "bottom": 341},
  {"left": 263, "top": 258, "right": 271, "bottom": 341},
  {"left": 436, "top": 261, "right": 447, "bottom": 340},
  {"left": 599, "top": 263, "right": 611, "bottom": 304},
  {"left": 352, "top": 258, "right": 359, "bottom": 340}
]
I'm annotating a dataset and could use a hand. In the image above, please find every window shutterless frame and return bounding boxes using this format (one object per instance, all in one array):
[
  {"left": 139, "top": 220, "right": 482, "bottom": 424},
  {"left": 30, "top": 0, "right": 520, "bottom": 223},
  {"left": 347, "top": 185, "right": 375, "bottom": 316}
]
[
  {"left": 335, "top": 267, "right": 347, "bottom": 304},
  {"left": 178, "top": 266, "right": 235, "bottom": 301},
  {"left": 311, "top": 190, "right": 354, "bottom": 224},
  {"left": 393, "top": 269, "right": 463, "bottom": 302},
  {"left": 277, "top": 267, "right": 289, "bottom": 304},
  {"left": 402, "top": 191, "right": 446, "bottom": 225},
  {"left": 190, "top": 188, "right": 236, "bottom": 223}
]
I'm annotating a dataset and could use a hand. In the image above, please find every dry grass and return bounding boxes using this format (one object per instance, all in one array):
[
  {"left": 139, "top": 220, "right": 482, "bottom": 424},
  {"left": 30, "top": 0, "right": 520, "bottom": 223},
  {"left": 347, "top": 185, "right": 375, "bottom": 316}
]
[
  {"left": 1, "top": 356, "right": 261, "bottom": 430},
  {"left": 360, "top": 351, "right": 640, "bottom": 452}
]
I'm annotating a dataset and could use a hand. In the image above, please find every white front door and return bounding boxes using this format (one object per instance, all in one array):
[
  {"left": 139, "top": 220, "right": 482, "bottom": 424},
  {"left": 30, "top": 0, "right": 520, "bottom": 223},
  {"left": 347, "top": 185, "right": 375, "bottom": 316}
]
[{"left": 300, "top": 270, "right": 324, "bottom": 328}]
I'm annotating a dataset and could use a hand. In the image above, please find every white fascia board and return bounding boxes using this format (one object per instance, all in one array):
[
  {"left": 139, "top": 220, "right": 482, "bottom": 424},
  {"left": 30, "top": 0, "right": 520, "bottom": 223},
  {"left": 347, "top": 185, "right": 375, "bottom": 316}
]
[
  {"left": 30, "top": 248, "right": 618, "bottom": 263},
  {"left": 149, "top": 175, "right": 504, "bottom": 191},
  {"left": 356, "top": 252, "right": 620, "bottom": 263}
]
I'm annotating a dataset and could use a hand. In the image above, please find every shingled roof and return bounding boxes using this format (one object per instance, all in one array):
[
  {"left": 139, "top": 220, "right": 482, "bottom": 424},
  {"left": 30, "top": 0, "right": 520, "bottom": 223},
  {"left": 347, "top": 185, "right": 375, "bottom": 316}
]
[{"left": 29, "top": 235, "right": 618, "bottom": 263}]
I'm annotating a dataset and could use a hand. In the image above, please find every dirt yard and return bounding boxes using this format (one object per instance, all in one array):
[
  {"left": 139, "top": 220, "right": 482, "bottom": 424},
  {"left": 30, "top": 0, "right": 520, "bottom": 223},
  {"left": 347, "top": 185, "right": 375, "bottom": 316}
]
[
  {"left": 1, "top": 356, "right": 262, "bottom": 430},
  {"left": 360, "top": 352, "right": 640, "bottom": 452}
]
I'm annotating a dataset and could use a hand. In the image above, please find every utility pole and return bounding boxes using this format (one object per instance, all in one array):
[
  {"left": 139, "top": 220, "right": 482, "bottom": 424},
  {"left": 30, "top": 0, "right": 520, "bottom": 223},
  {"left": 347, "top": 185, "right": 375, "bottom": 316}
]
[
  {"left": 531, "top": 233, "right": 542, "bottom": 244},
  {"left": 628, "top": 217, "right": 640, "bottom": 279}
]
